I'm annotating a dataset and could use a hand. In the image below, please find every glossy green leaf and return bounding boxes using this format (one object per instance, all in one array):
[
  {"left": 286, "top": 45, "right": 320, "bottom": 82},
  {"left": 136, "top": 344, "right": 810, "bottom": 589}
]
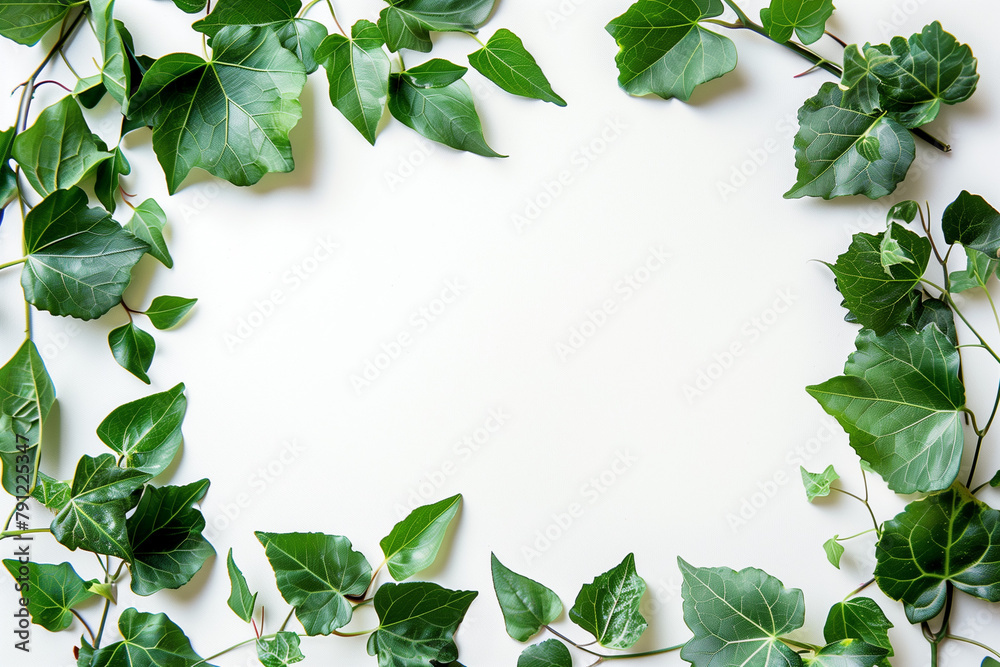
[
  {"left": 314, "top": 20, "right": 390, "bottom": 145},
  {"left": 144, "top": 296, "right": 197, "bottom": 330},
  {"left": 97, "top": 383, "right": 186, "bottom": 476},
  {"left": 377, "top": 0, "right": 495, "bottom": 53},
  {"left": 875, "top": 484, "right": 1000, "bottom": 622},
  {"left": 78, "top": 637, "right": 95, "bottom": 666},
  {"left": 74, "top": 74, "right": 107, "bottom": 109},
  {"left": 22, "top": 188, "right": 148, "bottom": 320},
  {"left": 469, "top": 29, "right": 565, "bottom": 105},
  {"left": 824, "top": 537, "right": 845, "bottom": 569},
  {"left": 839, "top": 44, "right": 897, "bottom": 116},
  {"left": 227, "top": 549, "right": 257, "bottom": 622},
  {"left": 366, "top": 581, "right": 478, "bottom": 667},
  {"left": 801, "top": 465, "right": 839, "bottom": 501},
  {"left": 760, "top": 0, "right": 834, "bottom": 45},
  {"left": 94, "top": 147, "right": 131, "bottom": 214},
  {"left": 50, "top": 453, "right": 152, "bottom": 560},
  {"left": 679, "top": 558, "right": 805, "bottom": 667},
  {"left": 0, "top": 0, "right": 69, "bottom": 46},
  {"left": 0, "top": 339, "right": 55, "bottom": 427},
  {"left": 606, "top": 0, "right": 737, "bottom": 101},
  {"left": 915, "top": 298, "right": 957, "bottom": 346},
  {"left": 257, "top": 631, "right": 304, "bottom": 667},
  {"left": 569, "top": 553, "right": 647, "bottom": 649},
  {"left": 90, "top": 608, "right": 210, "bottom": 667},
  {"left": 517, "top": 639, "right": 571, "bottom": 667},
  {"left": 402, "top": 59, "right": 468, "bottom": 88},
  {"left": 785, "top": 82, "right": 915, "bottom": 200},
  {"left": 91, "top": 0, "right": 130, "bottom": 107},
  {"left": 171, "top": 0, "right": 206, "bottom": 12},
  {"left": 0, "top": 418, "right": 38, "bottom": 498},
  {"left": 129, "top": 25, "right": 307, "bottom": 193},
  {"left": 31, "top": 471, "right": 71, "bottom": 512},
  {"left": 887, "top": 200, "right": 920, "bottom": 224},
  {"left": 256, "top": 531, "right": 371, "bottom": 635},
  {"left": 824, "top": 598, "right": 894, "bottom": 664},
  {"left": 381, "top": 493, "right": 461, "bottom": 580},
  {"left": 388, "top": 73, "right": 503, "bottom": 157},
  {"left": 125, "top": 199, "right": 172, "bottom": 268},
  {"left": 0, "top": 126, "right": 17, "bottom": 212},
  {"left": 804, "top": 640, "right": 889, "bottom": 667},
  {"left": 942, "top": 191, "right": 1000, "bottom": 258},
  {"left": 807, "top": 325, "right": 964, "bottom": 494},
  {"left": 950, "top": 246, "right": 997, "bottom": 293},
  {"left": 12, "top": 97, "right": 112, "bottom": 197},
  {"left": 109, "top": 322, "right": 156, "bottom": 384},
  {"left": 491, "top": 553, "right": 562, "bottom": 642},
  {"left": 1, "top": 560, "right": 94, "bottom": 631}
]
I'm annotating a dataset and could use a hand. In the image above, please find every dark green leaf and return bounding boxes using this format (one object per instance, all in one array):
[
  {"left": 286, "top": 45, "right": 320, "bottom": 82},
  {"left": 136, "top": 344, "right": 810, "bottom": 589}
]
[
  {"left": 144, "top": 296, "right": 197, "bottom": 330},
  {"left": 760, "top": 0, "right": 834, "bottom": 45},
  {"left": 950, "top": 246, "right": 997, "bottom": 293},
  {"left": 491, "top": 553, "right": 562, "bottom": 642},
  {"left": 0, "top": 126, "right": 17, "bottom": 212},
  {"left": 91, "top": 0, "right": 130, "bottom": 107},
  {"left": 517, "top": 640, "right": 571, "bottom": 667},
  {"left": 0, "top": 339, "right": 55, "bottom": 426},
  {"left": 90, "top": 608, "right": 210, "bottom": 667},
  {"left": 569, "top": 553, "right": 647, "bottom": 649},
  {"left": 0, "top": 0, "right": 70, "bottom": 46},
  {"left": 109, "top": 322, "right": 155, "bottom": 384},
  {"left": 31, "top": 471, "right": 71, "bottom": 512},
  {"left": 801, "top": 465, "right": 839, "bottom": 501},
  {"left": 257, "top": 631, "right": 304, "bottom": 667},
  {"left": 984, "top": 659, "right": 1000, "bottom": 667},
  {"left": 94, "top": 147, "right": 131, "bottom": 214},
  {"left": 97, "top": 383, "right": 186, "bottom": 476},
  {"left": 1, "top": 560, "right": 94, "bottom": 631},
  {"left": 606, "top": 0, "right": 737, "bottom": 101},
  {"left": 839, "top": 44, "right": 895, "bottom": 114},
  {"left": 991, "top": 470, "right": 1000, "bottom": 488},
  {"left": 887, "top": 200, "right": 920, "bottom": 224},
  {"left": 915, "top": 298, "right": 957, "bottom": 346},
  {"left": 125, "top": 199, "right": 172, "bottom": 268},
  {"left": 824, "top": 598, "right": 894, "bottom": 663},
  {"left": 274, "top": 17, "right": 327, "bottom": 74},
  {"left": 78, "top": 637, "right": 94, "bottom": 667},
  {"left": 468, "top": 29, "right": 565, "bottom": 105},
  {"left": 227, "top": 549, "right": 257, "bottom": 622},
  {"left": 824, "top": 537, "right": 844, "bottom": 569},
  {"left": 171, "top": 0, "right": 206, "bottom": 12},
  {"left": 804, "top": 640, "right": 889, "bottom": 667},
  {"left": 74, "top": 75, "right": 107, "bottom": 109},
  {"left": 256, "top": 531, "right": 371, "bottom": 635},
  {"left": 381, "top": 493, "right": 461, "bottom": 580},
  {"left": 402, "top": 59, "right": 468, "bottom": 88},
  {"left": 377, "top": 0, "right": 495, "bottom": 53},
  {"left": 878, "top": 223, "right": 916, "bottom": 274},
  {"left": 942, "top": 191, "right": 1000, "bottom": 258}
]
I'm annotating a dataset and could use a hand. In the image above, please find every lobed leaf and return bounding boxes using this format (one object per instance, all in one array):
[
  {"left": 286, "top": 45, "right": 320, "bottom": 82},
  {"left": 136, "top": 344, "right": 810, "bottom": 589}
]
[
  {"left": 824, "top": 598, "right": 894, "bottom": 664},
  {"left": 0, "top": 560, "right": 94, "bottom": 631},
  {"left": 257, "top": 631, "right": 304, "bottom": 666},
  {"left": 90, "top": 608, "right": 211, "bottom": 667},
  {"left": 569, "top": 553, "right": 647, "bottom": 649},
  {"left": 801, "top": 465, "right": 839, "bottom": 502},
  {"left": 760, "top": 0, "right": 834, "bottom": 45}
]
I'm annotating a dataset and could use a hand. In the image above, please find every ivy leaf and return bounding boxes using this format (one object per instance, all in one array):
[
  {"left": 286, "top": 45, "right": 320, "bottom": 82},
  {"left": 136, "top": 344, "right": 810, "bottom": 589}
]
[
  {"left": 875, "top": 484, "right": 1000, "bottom": 622},
  {"left": 109, "top": 322, "right": 156, "bottom": 384},
  {"left": 50, "top": 453, "right": 152, "bottom": 560},
  {"left": 606, "top": 0, "right": 737, "bottom": 101},
  {"left": 491, "top": 553, "right": 563, "bottom": 642},
  {"left": 90, "top": 608, "right": 211, "bottom": 667},
  {"left": 128, "top": 25, "right": 307, "bottom": 194},
  {"left": 21, "top": 188, "right": 149, "bottom": 320},
  {"left": 0, "top": 126, "right": 17, "bottom": 212},
  {"left": 377, "top": 0, "right": 495, "bottom": 53},
  {"left": 0, "top": 0, "right": 70, "bottom": 46},
  {"left": 314, "top": 20, "right": 391, "bottom": 145},
  {"left": 915, "top": 298, "right": 957, "bottom": 346},
  {"left": 801, "top": 465, "right": 839, "bottom": 502},
  {"left": 887, "top": 200, "right": 920, "bottom": 224},
  {"left": 0, "top": 339, "right": 55, "bottom": 427},
  {"left": 94, "top": 147, "right": 131, "bottom": 214},
  {"left": 839, "top": 44, "right": 897, "bottom": 117},
  {"left": 570, "top": 553, "right": 647, "bottom": 649},
  {"left": 942, "top": 191, "right": 1000, "bottom": 258},
  {"left": 950, "top": 246, "right": 997, "bottom": 293},
  {"left": 12, "top": 97, "right": 112, "bottom": 197},
  {"left": 127, "top": 479, "right": 214, "bottom": 596},
  {"left": 74, "top": 75, "right": 107, "bottom": 109},
  {"left": 785, "top": 82, "right": 915, "bottom": 200},
  {"left": 468, "top": 29, "right": 565, "bottom": 105},
  {"left": 807, "top": 325, "right": 965, "bottom": 494},
  {"left": 227, "top": 549, "right": 257, "bottom": 622},
  {"left": 257, "top": 631, "right": 304, "bottom": 667},
  {"left": 0, "top": 560, "right": 94, "bottom": 631},
  {"left": 90, "top": 0, "right": 130, "bottom": 107},
  {"left": 97, "top": 383, "right": 186, "bottom": 476},
  {"left": 878, "top": 224, "right": 916, "bottom": 275},
  {"left": 678, "top": 558, "right": 805, "bottom": 667},
  {"left": 388, "top": 72, "right": 503, "bottom": 157},
  {"left": 824, "top": 598, "right": 894, "bottom": 664},
  {"left": 143, "top": 296, "right": 197, "bottom": 330},
  {"left": 256, "top": 531, "right": 372, "bottom": 635},
  {"left": 125, "top": 199, "right": 173, "bottom": 268},
  {"left": 804, "top": 640, "right": 889, "bottom": 667},
  {"left": 171, "top": 0, "right": 207, "bottom": 12},
  {"left": 381, "top": 493, "right": 461, "bottom": 580},
  {"left": 402, "top": 59, "right": 469, "bottom": 88},
  {"left": 31, "top": 471, "right": 71, "bottom": 512},
  {"left": 760, "top": 0, "right": 834, "bottom": 45},
  {"left": 823, "top": 537, "right": 845, "bottom": 569},
  {"left": 366, "top": 581, "right": 478, "bottom": 667},
  {"left": 517, "top": 639, "right": 572, "bottom": 667}
]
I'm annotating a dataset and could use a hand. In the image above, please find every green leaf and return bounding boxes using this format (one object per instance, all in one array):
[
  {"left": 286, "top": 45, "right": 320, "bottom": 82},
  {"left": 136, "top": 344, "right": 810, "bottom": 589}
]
[
  {"left": 127, "top": 479, "right": 214, "bottom": 596},
  {"left": 12, "top": 97, "right": 112, "bottom": 197},
  {"left": 402, "top": 59, "right": 468, "bottom": 88},
  {"left": 377, "top": 0, "right": 495, "bottom": 53},
  {"left": 31, "top": 471, "right": 71, "bottom": 512},
  {"left": 950, "top": 246, "right": 997, "bottom": 293},
  {"left": 74, "top": 74, "right": 107, "bottom": 109},
  {"left": 991, "top": 470, "right": 1000, "bottom": 488},
  {"left": 97, "top": 383, "right": 186, "bottom": 476},
  {"left": 491, "top": 553, "right": 562, "bottom": 642},
  {"left": 0, "top": 0, "right": 70, "bottom": 46},
  {"left": 804, "top": 640, "right": 889, "bottom": 667},
  {"left": 823, "top": 537, "right": 845, "bottom": 569},
  {"left": 878, "top": 224, "right": 916, "bottom": 275},
  {"left": 129, "top": 25, "right": 307, "bottom": 194},
  {"left": 388, "top": 73, "right": 503, "bottom": 157},
  {"left": 366, "top": 581, "right": 478, "bottom": 667},
  {"left": 144, "top": 296, "right": 197, "bottom": 330},
  {"left": 256, "top": 531, "right": 371, "bottom": 635},
  {"left": 875, "top": 484, "right": 1000, "bottom": 622},
  {"left": 0, "top": 126, "right": 17, "bottom": 212},
  {"left": 109, "top": 322, "right": 156, "bottom": 384},
  {"left": 227, "top": 549, "right": 257, "bottom": 622},
  {"left": 801, "top": 465, "right": 839, "bottom": 502},
  {"left": 678, "top": 558, "right": 805, "bottom": 667},
  {"left": 984, "top": 659, "right": 1000, "bottom": 667},
  {"left": 824, "top": 598, "right": 894, "bottom": 663},
  {"left": 257, "top": 631, "right": 304, "bottom": 667},
  {"left": 839, "top": 44, "right": 894, "bottom": 114},
  {"left": 914, "top": 297, "right": 957, "bottom": 346},
  {"left": 942, "top": 190, "right": 1000, "bottom": 258},
  {"left": 171, "top": 0, "right": 206, "bottom": 12},
  {"left": 517, "top": 640, "right": 572, "bottom": 667},
  {"left": 50, "top": 453, "right": 152, "bottom": 560},
  {"left": 314, "top": 20, "right": 390, "bottom": 145},
  {"left": 79, "top": 637, "right": 95, "bottom": 667},
  {"left": 21, "top": 188, "right": 148, "bottom": 320},
  {"left": 468, "top": 29, "right": 565, "bottom": 105},
  {"left": 91, "top": 0, "right": 130, "bottom": 107},
  {"left": 887, "top": 200, "right": 920, "bottom": 224},
  {"left": 785, "top": 82, "right": 915, "bottom": 200},
  {"left": 760, "top": 0, "right": 834, "bottom": 45},
  {"left": 90, "top": 608, "right": 211, "bottom": 667},
  {"left": 94, "top": 147, "right": 131, "bottom": 214},
  {"left": 807, "top": 325, "right": 965, "bottom": 494},
  {"left": 125, "top": 199, "right": 173, "bottom": 268},
  {"left": 381, "top": 493, "right": 461, "bottom": 580},
  {"left": 569, "top": 553, "right": 646, "bottom": 649},
  {"left": 606, "top": 0, "right": 737, "bottom": 101},
  {"left": 0, "top": 339, "right": 55, "bottom": 426},
  {"left": 1, "top": 560, "right": 94, "bottom": 631}
]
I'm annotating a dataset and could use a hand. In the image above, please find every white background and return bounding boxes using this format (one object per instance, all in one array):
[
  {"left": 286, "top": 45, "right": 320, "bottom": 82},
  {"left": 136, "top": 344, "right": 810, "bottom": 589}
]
[{"left": 2, "top": 0, "right": 1000, "bottom": 665}]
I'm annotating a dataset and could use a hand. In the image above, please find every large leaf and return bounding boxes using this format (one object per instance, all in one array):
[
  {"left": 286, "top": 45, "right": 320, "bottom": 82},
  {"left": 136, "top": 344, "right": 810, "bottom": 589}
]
[
  {"left": 569, "top": 553, "right": 647, "bottom": 649},
  {"left": 257, "top": 631, "right": 304, "bottom": 666},
  {"left": 760, "top": 0, "right": 834, "bottom": 45},
  {"left": 0, "top": 0, "right": 70, "bottom": 45},
  {"left": 875, "top": 484, "right": 1000, "bottom": 622},
  {"left": 824, "top": 598, "right": 894, "bottom": 665},
  {"left": 807, "top": 325, "right": 965, "bottom": 494},
  {"left": 21, "top": 188, "right": 148, "bottom": 320},
  {"left": 804, "top": 640, "right": 889, "bottom": 667},
  {"left": 97, "top": 383, "right": 186, "bottom": 476},
  {"left": 377, "top": 0, "right": 495, "bottom": 53},
  {"left": 256, "top": 531, "right": 371, "bottom": 635},
  {"left": 491, "top": 553, "right": 562, "bottom": 642},
  {"left": 366, "top": 581, "right": 478, "bottom": 667},
  {"left": 227, "top": 549, "right": 257, "bottom": 622},
  {"left": 127, "top": 479, "right": 214, "bottom": 596},
  {"left": 90, "top": 0, "right": 130, "bottom": 107},
  {"left": 678, "top": 558, "right": 805, "bottom": 667},
  {"left": 12, "top": 97, "right": 112, "bottom": 197},
  {"left": 108, "top": 322, "right": 156, "bottom": 384},
  {"left": 942, "top": 191, "right": 1000, "bottom": 258},
  {"left": 315, "top": 20, "right": 391, "bottom": 145},
  {"left": 1, "top": 560, "right": 94, "bottom": 631},
  {"left": 785, "top": 82, "right": 915, "bottom": 200},
  {"left": 606, "top": 0, "right": 737, "bottom": 101},
  {"left": 468, "top": 29, "right": 565, "bottom": 105},
  {"left": 129, "top": 25, "right": 307, "bottom": 193},
  {"left": 381, "top": 494, "right": 461, "bottom": 580},
  {"left": 125, "top": 199, "right": 173, "bottom": 268},
  {"left": 517, "top": 640, "right": 571, "bottom": 667},
  {"left": 90, "top": 608, "right": 210, "bottom": 667}
]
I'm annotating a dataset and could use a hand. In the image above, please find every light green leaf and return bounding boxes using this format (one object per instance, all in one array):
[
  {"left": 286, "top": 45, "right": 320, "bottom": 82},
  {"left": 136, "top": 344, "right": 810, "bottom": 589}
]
[
  {"left": 606, "top": 0, "right": 737, "bottom": 101},
  {"left": 878, "top": 224, "right": 915, "bottom": 275},
  {"left": 125, "top": 199, "right": 173, "bottom": 268},
  {"left": 1, "top": 560, "right": 94, "bottom": 631},
  {"left": 942, "top": 190, "right": 1000, "bottom": 258},
  {"left": 109, "top": 322, "right": 156, "bottom": 384},
  {"left": 97, "top": 383, "right": 186, "bottom": 476},
  {"left": 377, "top": 0, "right": 495, "bottom": 53},
  {"left": 491, "top": 553, "right": 562, "bottom": 642},
  {"left": 144, "top": 296, "right": 197, "bottom": 330},
  {"left": 839, "top": 44, "right": 895, "bottom": 114},
  {"left": 381, "top": 493, "right": 461, "bottom": 580},
  {"left": 950, "top": 246, "right": 997, "bottom": 293},
  {"left": 227, "top": 549, "right": 257, "bottom": 622},
  {"left": 824, "top": 537, "right": 845, "bottom": 569},
  {"left": 402, "top": 58, "right": 468, "bottom": 88},
  {"left": 257, "top": 631, "right": 304, "bottom": 667},
  {"left": 804, "top": 640, "right": 889, "bottom": 667},
  {"left": 31, "top": 471, "right": 71, "bottom": 512},
  {"left": 569, "top": 553, "right": 647, "bottom": 649},
  {"left": 90, "top": 608, "right": 211, "bottom": 667},
  {"left": 94, "top": 147, "right": 131, "bottom": 214},
  {"left": 468, "top": 29, "right": 565, "bottom": 105},
  {"left": 90, "top": 0, "right": 130, "bottom": 107},
  {"left": 517, "top": 639, "right": 572, "bottom": 667},
  {"left": 0, "top": 0, "right": 70, "bottom": 46},
  {"left": 760, "top": 0, "right": 834, "bottom": 45},
  {"left": 0, "top": 339, "right": 55, "bottom": 426},
  {"left": 824, "top": 598, "right": 894, "bottom": 664},
  {"left": 801, "top": 465, "right": 839, "bottom": 502}
]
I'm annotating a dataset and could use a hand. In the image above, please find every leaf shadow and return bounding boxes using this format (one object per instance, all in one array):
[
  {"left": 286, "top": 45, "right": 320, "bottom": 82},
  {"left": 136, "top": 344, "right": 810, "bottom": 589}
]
[{"left": 686, "top": 68, "right": 750, "bottom": 107}]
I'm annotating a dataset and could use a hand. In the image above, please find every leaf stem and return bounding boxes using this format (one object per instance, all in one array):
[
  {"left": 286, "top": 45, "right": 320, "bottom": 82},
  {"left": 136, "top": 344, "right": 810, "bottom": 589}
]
[
  {"left": 781, "top": 638, "right": 821, "bottom": 652},
  {"left": 463, "top": 30, "right": 485, "bottom": 47},
  {"left": 944, "top": 634, "right": 1000, "bottom": 659},
  {"left": 543, "top": 625, "right": 684, "bottom": 660},
  {"left": 72, "top": 609, "right": 96, "bottom": 644},
  {"left": 831, "top": 488, "right": 880, "bottom": 535},
  {"left": 278, "top": 608, "right": 294, "bottom": 633},
  {"left": 836, "top": 528, "right": 877, "bottom": 541},
  {"left": 325, "top": 0, "right": 347, "bottom": 37},
  {"left": 844, "top": 577, "right": 875, "bottom": 601},
  {"left": 195, "top": 632, "right": 309, "bottom": 666},
  {"left": 0, "top": 257, "right": 26, "bottom": 271},
  {"left": 298, "top": 0, "right": 323, "bottom": 17},
  {"left": 93, "top": 597, "right": 111, "bottom": 650},
  {"left": 967, "top": 380, "right": 1000, "bottom": 487},
  {"left": 0, "top": 527, "right": 50, "bottom": 539}
]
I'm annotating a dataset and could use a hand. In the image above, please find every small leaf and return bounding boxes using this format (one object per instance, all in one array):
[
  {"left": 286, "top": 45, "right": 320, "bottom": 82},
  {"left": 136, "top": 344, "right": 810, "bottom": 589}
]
[
  {"left": 109, "top": 322, "right": 156, "bottom": 384},
  {"left": 804, "top": 640, "right": 888, "bottom": 667},
  {"left": 887, "top": 200, "right": 920, "bottom": 224},
  {"left": 491, "top": 553, "right": 562, "bottom": 642},
  {"left": 0, "top": 0, "right": 70, "bottom": 46},
  {"left": 824, "top": 598, "right": 894, "bottom": 661},
  {"left": 949, "top": 246, "right": 997, "bottom": 293},
  {"left": 569, "top": 553, "right": 647, "bottom": 649},
  {"left": 88, "top": 581, "right": 116, "bottom": 603},
  {"left": 97, "top": 383, "right": 186, "bottom": 476},
  {"left": 377, "top": 0, "right": 495, "bottom": 53},
  {"left": 94, "top": 147, "right": 132, "bottom": 214},
  {"left": 91, "top": 0, "right": 131, "bottom": 107},
  {"left": 823, "top": 537, "right": 845, "bottom": 569},
  {"left": 990, "top": 470, "right": 1000, "bottom": 488},
  {"left": 839, "top": 44, "right": 895, "bottom": 114},
  {"left": 517, "top": 639, "right": 572, "bottom": 667},
  {"left": 126, "top": 199, "right": 173, "bottom": 268},
  {"left": 31, "top": 472, "right": 71, "bottom": 512},
  {"left": 227, "top": 549, "right": 257, "bottom": 623},
  {"left": 0, "top": 126, "right": 17, "bottom": 212},
  {"left": 760, "top": 0, "right": 834, "bottom": 45},
  {"left": 0, "top": 560, "right": 94, "bottom": 631},
  {"left": 402, "top": 58, "right": 469, "bottom": 88},
  {"left": 469, "top": 29, "right": 565, "bottom": 105},
  {"left": 801, "top": 465, "right": 839, "bottom": 502},
  {"left": 74, "top": 75, "right": 107, "bottom": 109},
  {"left": 171, "top": 0, "right": 207, "bottom": 12},
  {"left": 257, "top": 631, "right": 304, "bottom": 667},
  {"left": 144, "top": 296, "right": 197, "bottom": 330},
  {"left": 878, "top": 224, "right": 915, "bottom": 275},
  {"left": 942, "top": 191, "right": 1000, "bottom": 258},
  {"left": 90, "top": 608, "right": 211, "bottom": 667},
  {"left": 381, "top": 493, "right": 461, "bottom": 580}
]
